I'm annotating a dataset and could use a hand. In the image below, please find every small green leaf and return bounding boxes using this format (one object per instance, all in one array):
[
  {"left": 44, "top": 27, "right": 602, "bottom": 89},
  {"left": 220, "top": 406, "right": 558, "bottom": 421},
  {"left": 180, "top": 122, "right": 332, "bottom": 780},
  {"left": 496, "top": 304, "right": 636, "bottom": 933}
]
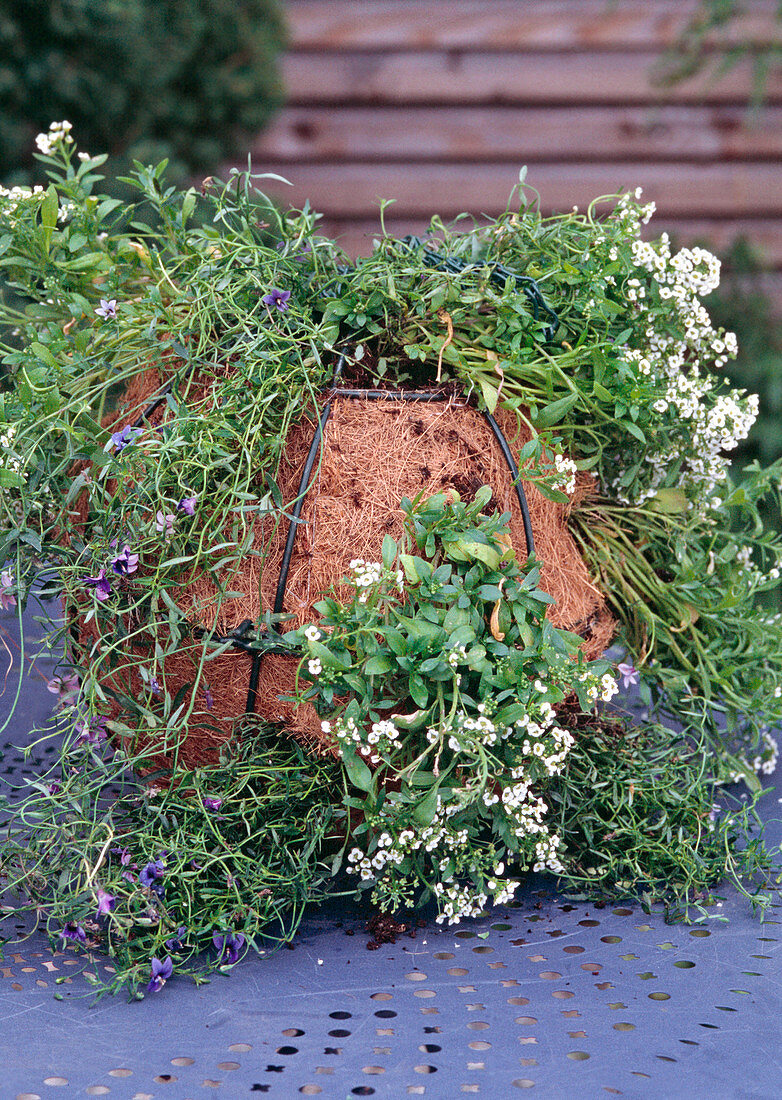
[
  {"left": 412, "top": 784, "right": 440, "bottom": 825},
  {"left": 518, "top": 439, "right": 539, "bottom": 462},
  {"left": 308, "top": 640, "right": 347, "bottom": 668},
  {"left": 453, "top": 539, "right": 500, "bottom": 570},
  {"left": 443, "top": 605, "right": 470, "bottom": 631},
  {"left": 533, "top": 482, "right": 569, "bottom": 504},
  {"left": 341, "top": 673, "right": 366, "bottom": 694},
  {"left": 181, "top": 189, "right": 197, "bottom": 223},
  {"left": 96, "top": 197, "right": 123, "bottom": 218},
  {"left": 393, "top": 708, "right": 428, "bottom": 730},
  {"left": 478, "top": 375, "right": 499, "bottom": 414},
  {"left": 40, "top": 185, "right": 58, "bottom": 252},
  {"left": 381, "top": 534, "right": 397, "bottom": 569},
  {"left": 30, "top": 341, "right": 60, "bottom": 370},
  {"left": 384, "top": 628, "right": 407, "bottom": 656},
  {"left": 341, "top": 747, "right": 374, "bottom": 793},
  {"left": 619, "top": 419, "right": 646, "bottom": 444},
  {"left": 400, "top": 552, "right": 420, "bottom": 583},
  {"left": 536, "top": 392, "right": 579, "bottom": 428},
  {"left": 409, "top": 674, "right": 429, "bottom": 708},
  {"left": 648, "top": 488, "right": 689, "bottom": 514},
  {"left": 365, "top": 655, "right": 393, "bottom": 676}
]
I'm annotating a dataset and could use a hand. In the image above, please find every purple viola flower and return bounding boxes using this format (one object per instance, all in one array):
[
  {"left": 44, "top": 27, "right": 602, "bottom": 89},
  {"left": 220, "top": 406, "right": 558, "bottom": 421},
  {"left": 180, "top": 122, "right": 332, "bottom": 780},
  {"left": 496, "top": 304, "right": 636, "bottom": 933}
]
[
  {"left": 147, "top": 955, "right": 173, "bottom": 993},
  {"left": 112, "top": 845, "right": 137, "bottom": 881},
  {"left": 140, "top": 855, "right": 167, "bottom": 896},
  {"left": 84, "top": 567, "right": 113, "bottom": 601},
  {"left": 0, "top": 569, "right": 16, "bottom": 610},
  {"left": 213, "top": 931, "right": 245, "bottom": 965},
  {"left": 202, "top": 795, "right": 223, "bottom": 812},
  {"left": 617, "top": 661, "right": 640, "bottom": 689},
  {"left": 95, "top": 298, "right": 117, "bottom": 319},
  {"left": 110, "top": 544, "right": 139, "bottom": 576},
  {"left": 75, "top": 715, "right": 108, "bottom": 745},
  {"left": 177, "top": 495, "right": 198, "bottom": 516},
  {"left": 110, "top": 424, "right": 143, "bottom": 453},
  {"left": 165, "top": 926, "right": 188, "bottom": 952},
  {"left": 155, "top": 511, "right": 175, "bottom": 539},
  {"left": 95, "top": 888, "right": 116, "bottom": 917},
  {"left": 47, "top": 672, "right": 80, "bottom": 706},
  {"left": 148, "top": 675, "right": 160, "bottom": 695},
  {"left": 60, "top": 923, "right": 87, "bottom": 946},
  {"left": 204, "top": 687, "right": 214, "bottom": 711},
  {"left": 262, "top": 287, "right": 291, "bottom": 312},
  {"left": 47, "top": 780, "right": 62, "bottom": 795}
]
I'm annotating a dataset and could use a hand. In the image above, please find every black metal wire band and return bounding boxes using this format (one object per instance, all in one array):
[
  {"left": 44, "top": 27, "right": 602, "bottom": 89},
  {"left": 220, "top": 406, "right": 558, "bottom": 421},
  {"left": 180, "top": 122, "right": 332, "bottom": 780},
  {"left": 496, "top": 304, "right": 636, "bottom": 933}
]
[
  {"left": 130, "top": 389, "right": 171, "bottom": 430},
  {"left": 244, "top": 399, "right": 333, "bottom": 715},
  {"left": 318, "top": 389, "right": 535, "bottom": 558},
  {"left": 273, "top": 402, "right": 333, "bottom": 618},
  {"left": 126, "top": 351, "right": 539, "bottom": 720},
  {"left": 242, "top": 388, "right": 535, "bottom": 714},
  {"left": 400, "top": 235, "right": 559, "bottom": 342},
  {"left": 483, "top": 410, "right": 535, "bottom": 559},
  {"left": 329, "top": 387, "right": 466, "bottom": 403}
]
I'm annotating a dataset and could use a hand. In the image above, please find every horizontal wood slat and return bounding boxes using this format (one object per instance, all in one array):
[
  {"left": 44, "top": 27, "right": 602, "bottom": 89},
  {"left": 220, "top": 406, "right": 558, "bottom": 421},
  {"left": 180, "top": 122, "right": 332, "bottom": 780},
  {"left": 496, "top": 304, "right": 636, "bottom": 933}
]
[
  {"left": 262, "top": 1, "right": 781, "bottom": 307},
  {"left": 309, "top": 216, "right": 782, "bottom": 268},
  {"left": 286, "top": 1, "right": 780, "bottom": 52},
  {"left": 252, "top": 105, "right": 782, "bottom": 162},
  {"left": 282, "top": 51, "right": 782, "bottom": 106},
  {"left": 239, "top": 162, "right": 782, "bottom": 219}
]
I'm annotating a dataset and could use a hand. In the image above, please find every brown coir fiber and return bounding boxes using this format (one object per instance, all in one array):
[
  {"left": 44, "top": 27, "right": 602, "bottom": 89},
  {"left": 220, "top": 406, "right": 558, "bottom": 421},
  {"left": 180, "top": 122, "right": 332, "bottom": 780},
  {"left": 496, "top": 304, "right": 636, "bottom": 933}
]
[
  {"left": 80, "top": 372, "right": 615, "bottom": 766},
  {"left": 173, "top": 396, "right": 615, "bottom": 757}
]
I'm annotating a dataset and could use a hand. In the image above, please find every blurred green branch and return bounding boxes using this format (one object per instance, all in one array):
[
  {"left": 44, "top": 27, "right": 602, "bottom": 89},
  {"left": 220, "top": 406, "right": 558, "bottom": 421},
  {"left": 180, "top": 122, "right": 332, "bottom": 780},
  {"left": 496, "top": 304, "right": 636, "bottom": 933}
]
[{"left": 653, "top": 1, "right": 782, "bottom": 104}]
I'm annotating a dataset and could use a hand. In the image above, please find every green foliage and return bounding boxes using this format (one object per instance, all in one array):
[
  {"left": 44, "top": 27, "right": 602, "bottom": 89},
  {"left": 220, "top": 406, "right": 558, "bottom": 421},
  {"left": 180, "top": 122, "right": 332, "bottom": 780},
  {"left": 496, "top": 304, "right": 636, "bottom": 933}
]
[
  {"left": 548, "top": 717, "right": 776, "bottom": 918},
  {"left": 289, "top": 491, "right": 614, "bottom": 920},
  {"left": 0, "top": 725, "right": 341, "bottom": 998},
  {"left": 653, "top": 0, "right": 782, "bottom": 104},
  {"left": 705, "top": 238, "right": 782, "bottom": 468},
  {"left": 319, "top": 195, "right": 750, "bottom": 513},
  {"left": 571, "top": 459, "right": 782, "bottom": 782},
  {"left": 0, "top": 137, "right": 781, "bottom": 991},
  {"left": 0, "top": 0, "right": 285, "bottom": 184}
]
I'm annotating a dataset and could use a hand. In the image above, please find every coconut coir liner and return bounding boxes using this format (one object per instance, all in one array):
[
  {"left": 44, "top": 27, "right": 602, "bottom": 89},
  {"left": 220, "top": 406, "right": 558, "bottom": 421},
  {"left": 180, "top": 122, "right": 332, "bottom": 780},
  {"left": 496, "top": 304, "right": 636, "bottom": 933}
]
[
  {"left": 83, "top": 372, "right": 615, "bottom": 766},
  {"left": 174, "top": 396, "right": 615, "bottom": 757}
]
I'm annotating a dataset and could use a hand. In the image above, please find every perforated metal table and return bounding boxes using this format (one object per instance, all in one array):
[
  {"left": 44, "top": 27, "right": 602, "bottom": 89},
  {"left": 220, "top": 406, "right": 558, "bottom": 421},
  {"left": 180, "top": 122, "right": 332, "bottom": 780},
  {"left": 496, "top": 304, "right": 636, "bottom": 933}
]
[{"left": 2, "top": 599, "right": 781, "bottom": 1100}]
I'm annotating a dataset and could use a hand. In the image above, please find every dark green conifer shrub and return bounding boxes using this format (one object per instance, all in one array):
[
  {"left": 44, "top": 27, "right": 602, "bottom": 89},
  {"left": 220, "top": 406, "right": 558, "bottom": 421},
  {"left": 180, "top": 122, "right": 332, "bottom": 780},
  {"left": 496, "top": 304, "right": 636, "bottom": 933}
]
[{"left": 0, "top": 0, "right": 285, "bottom": 183}]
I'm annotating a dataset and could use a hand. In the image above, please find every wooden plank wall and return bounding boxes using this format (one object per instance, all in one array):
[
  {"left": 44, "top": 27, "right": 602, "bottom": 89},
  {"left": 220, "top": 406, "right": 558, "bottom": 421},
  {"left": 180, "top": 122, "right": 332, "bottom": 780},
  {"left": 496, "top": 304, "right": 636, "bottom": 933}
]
[{"left": 239, "top": 0, "right": 782, "bottom": 293}]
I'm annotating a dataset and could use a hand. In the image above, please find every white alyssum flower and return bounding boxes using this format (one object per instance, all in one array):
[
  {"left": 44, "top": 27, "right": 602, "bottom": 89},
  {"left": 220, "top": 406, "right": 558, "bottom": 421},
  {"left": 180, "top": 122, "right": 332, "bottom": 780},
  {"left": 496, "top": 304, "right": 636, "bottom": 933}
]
[
  {"left": 447, "top": 644, "right": 468, "bottom": 669},
  {"left": 0, "top": 183, "right": 45, "bottom": 228},
  {"left": 597, "top": 198, "right": 755, "bottom": 513},
  {"left": 349, "top": 558, "right": 386, "bottom": 602},
  {"left": 35, "top": 120, "right": 74, "bottom": 156},
  {"left": 551, "top": 453, "right": 578, "bottom": 495}
]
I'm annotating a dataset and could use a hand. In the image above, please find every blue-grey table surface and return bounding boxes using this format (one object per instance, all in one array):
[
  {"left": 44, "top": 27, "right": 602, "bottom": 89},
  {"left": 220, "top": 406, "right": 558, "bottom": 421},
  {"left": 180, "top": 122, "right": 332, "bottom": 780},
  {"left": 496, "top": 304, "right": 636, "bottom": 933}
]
[{"left": 1, "top": 596, "right": 780, "bottom": 1100}]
